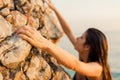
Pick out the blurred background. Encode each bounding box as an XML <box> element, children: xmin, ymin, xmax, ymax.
<box><xmin>53</xmin><ymin>0</ymin><xmax>120</xmax><ymax>80</ymax></box>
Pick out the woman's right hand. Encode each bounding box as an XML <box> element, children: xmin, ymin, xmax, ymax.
<box><xmin>15</xmin><ymin>25</ymin><xmax>50</xmax><ymax>50</ymax></box>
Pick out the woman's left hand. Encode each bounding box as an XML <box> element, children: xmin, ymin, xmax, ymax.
<box><xmin>15</xmin><ymin>25</ymin><xmax>49</xmax><ymax>49</ymax></box>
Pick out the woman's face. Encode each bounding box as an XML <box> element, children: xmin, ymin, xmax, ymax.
<box><xmin>74</xmin><ymin>32</ymin><xmax>88</xmax><ymax>53</ymax></box>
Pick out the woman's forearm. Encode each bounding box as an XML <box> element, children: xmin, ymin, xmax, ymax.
<box><xmin>53</xmin><ymin>8</ymin><xmax>72</xmax><ymax>34</ymax></box>
<box><xmin>45</xmin><ymin>41</ymin><xmax>78</xmax><ymax>70</ymax></box>
<box><xmin>53</xmin><ymin>8</ymin><xmax>77</xmax><ymax>45</ymax></box>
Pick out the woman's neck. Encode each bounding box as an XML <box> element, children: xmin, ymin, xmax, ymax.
<box><xmin>79</xmin><ymin>52</ymin><xmax>89</xmax><ymax>62</ymax></box>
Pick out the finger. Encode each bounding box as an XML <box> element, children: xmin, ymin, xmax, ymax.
<box><xmin>17</xmin><ymin>29</ymin><xmax>34</xmax><ymax>39</ymax></box>
<box><xmin>45</xmin><ymin>0</ymin><xmax>51</xmax><ymax>4</ymax></box>
<box><xmin>23</xmin><ymin>26</ymin><xmax>35</xmax><ymax>34</ymax></box>
<box><xmin>16</xmin><ymin>26</ymin><xmax>35</xmax><ymax>35</ymax></box>
<box><xmin>19</xmin><ymin>34</ymin><xmax>34</xmax><ymax>45</ymax></box>
<box><xmin>15</xmin><ymin>26</ymin><xmax>24</xmax><ymax>33</ymax></box>
<box><xmin>26</xmin><ymin>26</ymin><xmax>38</xmax><ymax>35</ymax></box>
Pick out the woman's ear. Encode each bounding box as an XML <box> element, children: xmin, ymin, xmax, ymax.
<box><xmin>84</xmin><ymin>44</ymin><xmax>90</xmax><ymax>51</ymax></box>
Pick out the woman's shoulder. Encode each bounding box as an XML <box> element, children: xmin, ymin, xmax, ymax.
<box><xmin>87</xmin><ymin>62</ymin><xmax>102</xmax><ymax>72</ymax></box>
<box><xmin>80</xmin><ymin>61</ymin><xmax>102</xmax><ymax>77</ymax></box>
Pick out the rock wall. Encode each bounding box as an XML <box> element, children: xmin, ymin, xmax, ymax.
<box><xmin>0</xmin><ymin>0</ymin><xmax>71</xmax><ymax>80</ymax></box>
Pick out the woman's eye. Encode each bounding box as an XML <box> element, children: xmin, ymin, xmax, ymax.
<box><xmin>80</xmin><ymin>36</ymin><xmax>83</xmax><ymax>39</ymax></box>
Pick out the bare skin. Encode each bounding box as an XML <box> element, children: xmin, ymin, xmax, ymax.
<box><xmin>16</xmin><ymin>1</ymin><xmax>102</xmax><ymax>80</ymax></box>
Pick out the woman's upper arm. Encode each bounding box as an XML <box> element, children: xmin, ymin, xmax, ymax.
<box><xmin>74</xmin><ymin>61</ymin><xmax>102</xmax><ymax>77</ymax></box>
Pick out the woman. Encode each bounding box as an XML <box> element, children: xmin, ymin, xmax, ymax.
<box><xmin>16</xmin><ymin>0</ymin><xmax>112</xmax><ymax>80</ymax></box>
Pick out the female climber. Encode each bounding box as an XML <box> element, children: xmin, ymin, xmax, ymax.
<box><xmin>16</xmin><ymin>0</ymin><xmax>112</xmax><ymax>80</ymax></box>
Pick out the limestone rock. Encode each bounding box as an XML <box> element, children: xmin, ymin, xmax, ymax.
<box><xmin>6</xmin><ymin>11</ymin><xmax>27</xmax><ymax>29</ymax></box>
<box><xmin>0</xmin><ymin>15</ymin><xmax>13</xmax><ymax>42</ymax></box>
<box><xmin>0</xmin><ymin>8</ymin><xmax>10</xmax><ymax>17</ymax></box>
<box><xmin>0</xmin><ymin>0</ymin><xmax>71</xmax><ymax>80</ymax></box>
<box><xmin>44</xmin><ymin>9</ymin><xmax>64</xmax><ymax>43</ymax></box>
<box><xmin>0</xmin><ymin>34</ymin><xmax>31</xmax><ymax>69</ymax></box>
<box><xmin>0</xmin><ymin>0</ymin><xmax>14</xmax><ymax>9</ymax></box>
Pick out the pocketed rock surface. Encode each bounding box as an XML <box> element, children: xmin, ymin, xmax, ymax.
<box><xmin>0</xmin><ymin>0</ymin><xmax>70</xmax><ymax>80</ymax></box>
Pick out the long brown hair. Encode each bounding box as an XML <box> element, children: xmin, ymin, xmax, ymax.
<box><xmin>85</xmin><ymin>28</ymin><xmax>112</xmax><ymax>80</ymax></box>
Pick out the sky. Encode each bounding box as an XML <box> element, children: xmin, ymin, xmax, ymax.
<box><xmin>53</xmin><ymin>0</ymin><xmax>120</xmax><ymax>33</ymax></box>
